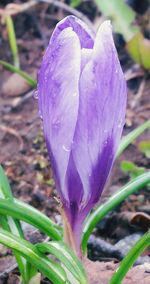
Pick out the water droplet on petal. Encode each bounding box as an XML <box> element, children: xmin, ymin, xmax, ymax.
<box><xmin>72</xmin><ymin>92</ymin><xmax>77</xmax><ymax>97</ymax></box>
<box><xmin>38</xmin><ymin>110</ymin><xmax>43</xmax><ymax>120</ymax></box>
<box><xmin>118</xmin><ymin>118</ymin><xmax>123</xmax><ymax>129</ymax></box>
<box><xmin>62</xmin><ymin>144</ymin><xmax>71</xmax><ymax>152</ymax></box>
<box><xmin>52</xmin><ymin>120</ymin><xmax>60</xmax><ymax>130</ymax></box>
<box><xmin>44</xmin><ymin>75</ymin><xmax>48</xmax><ymax>83</ymax></box>
<box><xmin>33</xmin><ymin>89</ymin><xmax>38</xmax><ymax>100</ymax></box>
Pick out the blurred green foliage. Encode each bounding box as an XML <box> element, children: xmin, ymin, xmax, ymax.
<box><xmin>95</xmin><ymin>0</ymin><xmax>150</xmax><ymax>69</ymax></box>
<box><xmin>70</xmin><ymin>0</ymin><xmax>81</xmax><ymax>8</ymax></box>
<box><xmin>138</xmin><ymin>140</ymin><xmax>150</xmax><ymax>158</ymax></box>
<box><xmin>120</xmin><ymin>160</ymin><xmax>145</xmax><ymax>179</ymax></box>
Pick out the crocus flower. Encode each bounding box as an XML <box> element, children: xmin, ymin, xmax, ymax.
<box><xmin>38</xmin><ymin>16</ymin><xmax>127</xmax><ymax>253</ymax></box>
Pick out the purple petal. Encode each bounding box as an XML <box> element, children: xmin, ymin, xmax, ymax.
<box><xmin>50</xmin><ymin>15</ymin><xmax>95</xmax><ymax>49</ymax></box>
<box><xmin>72</xmin><ymin>21</ymin><xmax>127</xmax><ymax>214</ymax></box>
<box><xmin>38</xmin><ymin>27</ymin><xmax>81</xmax><ymax>201</ymax></box>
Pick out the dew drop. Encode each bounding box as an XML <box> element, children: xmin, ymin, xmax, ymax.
<box><xmin>52</xmin><ymin>120</ymin><xmax>60</xmax><ymax>130</ymax></box>
<box><xmin>72</xmin><ymin>92</ymin><xmax>77</xmax><ymax>97</ymax></box>
<box><xmin>44</xmin><ymin>75</ymin><xmax>48</xmax><ymax>83</ymax></box>
<box><xmin>38</xmin><ymin>110</ymin><xmax>43</xmax><ymax>120</ymax></box>
<box><xmin>33</xmin><ymin>89</ymin><xmax>38</xmax><ymax>100</ymax></box>
<box><xmin>118</xmin><ymin>118</ymin><xmax>123</xmax><ymax>129</ymax></box>
<box><xmin>103</xmin><ymin>140</ymin><xmax>108</xmax><ymax>147</ymax></box>
<box><xmin>62</xmin><ymin>144</ymin><xmax>71</xmax><ymax>152</ymax></box>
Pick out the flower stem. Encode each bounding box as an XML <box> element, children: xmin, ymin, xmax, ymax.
<box><xmin>60</xmin><ymin>207</ymin><xmax>77</xmax><ymax>254</ymax></box>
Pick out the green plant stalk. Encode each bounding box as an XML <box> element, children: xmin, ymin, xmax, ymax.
<box><xmin>109</xmin><ymin>230</ymin><xmax>150</xmax><ymax>284</ymax></box>
<box><xmin>81</xmin><ymin>172</ymin><xmax>150</xmax><ymax>254</ymax></box>
<box><xmin>0</xmin><ymin>229</ymin><xmax>70</xmax><ymax>284</ymax></box>
<box><xmin>0</xmin><ymin>198</ymin><xmax>62</xmax><ymax>240</ymax></box>
<box><xmin>117</xmin><ymin>119</ymin><xmax>150</xmax><ymax>157</ymax></box>
<box><xmin>0</xmin><ymin>60</ymin><xmax>37</xmax><ymax>88</ymax></box>
<box><xmin>6</xmin><ymin>15</ymin><xmax>20</xmax><ymax>68</ymax></box>
<box><xmin>36</xmin><ymin>241</ymin><xmax>87</xmax><ymax>284</ymax></box>
<box><xmin>0</xmin><ymin>165</ymin><xmax>32</xmax><ymax>283</ymax></box>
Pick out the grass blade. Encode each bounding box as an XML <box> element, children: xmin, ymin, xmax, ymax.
<box><xmin>0</xmin><ymin>198</ymin><xmax>62</xmax><ymax>240</ymax></box>
<box><xmin>109</xmin><ymin>230</ymin><xmax>150</xmax><ymax>284</ymax></box>
<box><xmin>117</xmin><ymin>119</ymin><xmax>150</xmax><ymax>157</ymax></box>
<box><xmin>36</xmin><ymin>241</ymin><xmax>87</xmax><ymax>284</ymax></box>
<box><xmin>0</xmin><ymin>229</ymin><xmax>69</xmax><ymax>284</ymax></box>
<box><xmin>0</xmin><ymin>165</ymin><xmax>30</xmax><ymax>282</ymax></box>
<box><xmin>6</xmin><ymin>15</ymin><xmax>20</xmax><ymax>68</ymax></box>
<box><xmin>81</xmin><ymin>172</ymin><xmax>150</xmax><ymax>254</ymax></box>
<box><xmin>0</xmin><ymin>60</ymin><xmax>37</xmax><ymax>88</ymax></box>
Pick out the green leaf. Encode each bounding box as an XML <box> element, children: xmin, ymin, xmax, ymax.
<box><xmin>81</xmin><ymin>172</ymin><xmax>150</xmax><ymax>254</ymax></box>
<box><xmin>36</xmin><ymin>241</ymin><xmax>87</xmax><ymax>284</ymax></box>
<box><xmin>0</xmin><ymin>60</ymin><xmax>37</xmax><ymax>88</ymax></box>
<box><xmin>109</xmin><ymin>230</ymin><xmax>150</xmax><ymax>284</ymax></box>
<box><xmin>5</xmin><ymin>15</ymin><xmax>20</xmax><ymax>68</ymax></box>
<box><xmin>117</xmin><ymin>119</ymin><xmax>150</xmax><ymax>157</ymax></box>
<box><xmin>0</xmin><ymin>165</ymin><xmax>13</xmax><ymax>199</ymax></box>
<box><xmin>0</xmin><ymin>229</ymin><xmax>69</xmax><ymax>284</ymax></box>
<box><xmin>70</xmin><ymin>0</ymin><xmax>81</xmax><ymax>8</ymax></box>
<box><xmin>0</xmin><ymin>165</ymin><xmax>31</xmax><ymax>283</ymax></box>
<box><xmin>120</xmin><ymin>160</ymin><xmax>145</xmax><ymax>179</ymax></box>
<box><xmin>127</xmin><ymin>32</ymin><xmax>150</xmax><ymax>70</ymax></box>
<box><xmin>95</xmin><ymin>0</ymin><xmax>150</xmax><ymax>69</ymax></box>
<box><xmin>0</xmin><ymin>198</ymin><xmax>62</xmax><ymax>240</ymax></box>
<box><xmin>95</xmin><ymin>0</ymin><xmax>139</xmax><ymax>41</ymax></box>
<box><xmin>138</xmin><ymin>140</ymin><xmax>150</xmax><ymax>158</ymax></box>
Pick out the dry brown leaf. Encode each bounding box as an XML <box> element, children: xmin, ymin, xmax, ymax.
<box><xmin>83</xmin><ymin>258</ymin><xmax>150</xmax><ymax>284</ymax></box>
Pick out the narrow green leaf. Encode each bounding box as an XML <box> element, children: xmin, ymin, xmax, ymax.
<box><xmin>0</xmin><ymin>165</ymin><xmax>13</xmax><ymax>199</ymax></box>
<box><xmin>109</xmin><ymin>230</ymin><xmax>150</xmax><ymax>284</ymax></box>
<box><xmin>117</xmin><ymin>119</ymin><xmax>150</xmax><ymax>157</ymax></box>
<box><xmin>0</xmin><ymin>198</ymin><xmax>62</xmax><ymax>240</ymax></box>
<box><xmin>36</xmin><ymin>241</ymin><xmax>87</xmax><ymax>284</ymax></box>
<box><xmin>0</xmin><ymin>229</ymin><xmax>69</xmax><ymax>284</ymax></box>
<box><xmin>0</xmin><ymin>165</ymin><xmax>30</xmax><ymax>283</ymax></box>
<box><xmin>6</xmin><ymin>15</ymin><xmax>20</xmax><ymax>68</ymax></box>
<box><xmin>81</xmin><ymin>172</ymin><xmax>150</xmax><ymax>254</ymax></box>
<box><xmin>0</xmin><ymin>60</ymin><xmax>37</xmax><ymax>88</ymax></box>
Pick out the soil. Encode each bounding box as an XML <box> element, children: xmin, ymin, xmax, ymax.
<box><xmin>0</xmin><ymin>0</ymin><xmax>150</xmax><ymax>283</ymax></box>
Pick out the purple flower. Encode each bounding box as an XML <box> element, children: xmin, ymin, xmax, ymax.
<box><xmin>38</xmin><ymin>16</ymin><xmax>127</xmax><ymax>252</ymax></box>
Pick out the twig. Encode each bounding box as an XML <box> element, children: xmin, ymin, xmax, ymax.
<box><xmin>10</xmin><ymin>90</ymin><xmax>34</xmax><ymax>110</ymax></box>
<box><xmin>0</xmin><ymin>125</ymin><xmax>24</xmax><ymax>151</ymax></box>
<box><xmin>0</xmin><ymin>262</ymin><xmax>17</xmax><ymax>278</ymax></box>
<box><xmin>131</xmin><ymin>79</ymin><xmax>146</xmax><ymax>109</ymax></box>
<box><xmin>39</xmin><ymin>0</ymin><xmax>94</xmax><ymax>30</ymax></box>
<box><xmin>0</xmin><ymin>0</ymin><xmax>94</xmax><ymax>30</ymax></box>
<box><xmin>0</xmin><ymin>1</ymin><xmax>37</xmax><ymax>22</ymax></box>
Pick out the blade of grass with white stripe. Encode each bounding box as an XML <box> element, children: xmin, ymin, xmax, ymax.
<box><xmin>117</xmin><ymin>119</ymin><xmax>150</xmax><ymax>157</ymax></box>
<box><xmin>81</xmin><ymin>172</ymin><xmax>150</xmax><ymax>254</ymax></box>
<box><xmin>0</xmin><ymin>229</ymin><xmax>70</xmax><ymax>284</ymax></box>
<box><xmin>109</xmin><ymin>230</ymin><xmax>150</xmax><ymax>284</ymax></box>
<box><xmin>0</xmin><ymin>198</ymin><xmax>62</xmax><ymax>240</ymax></box>
<box><xmin>36</xmin><ymin>241</ymin><xmax>87</xmax><ymax>284</ymax></box>
<box><xmin>0</xmin><ymin>165</ymin><xmax>32</xmax><ymax>283</ymax></box>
